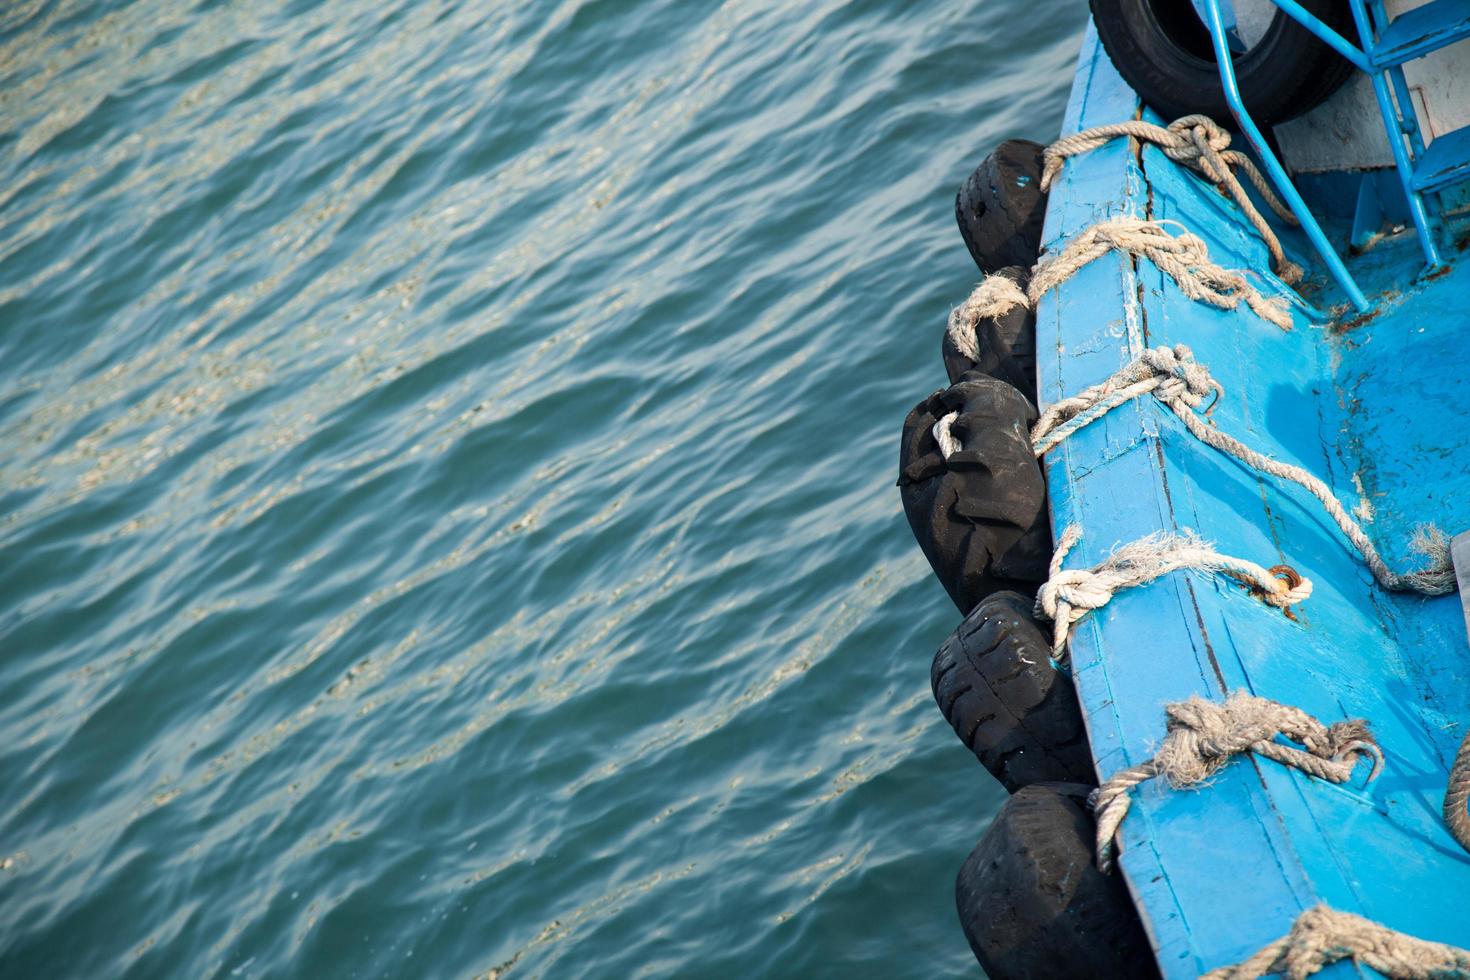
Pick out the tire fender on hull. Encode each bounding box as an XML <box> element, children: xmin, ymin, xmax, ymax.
<box><xmin>955</xmin><ymin>782</ymin><xmax>1160</xmax><ymax>980</ymax></box>
<box><xmin>897</xmin><ymin>375</ymin><xmax>1051</xmax><ymax>614</ymax></box>
<box><xmin>931</xmin><ymin>591</ymin><xmax>1093</xmax><ymax>791</ymax></box>
<box><xmin>955</xmin><ymin>140</ymin><xmax>1048</xmax><ymax>275</ymax></box>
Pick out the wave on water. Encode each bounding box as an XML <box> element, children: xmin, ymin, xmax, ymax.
<box><xmin>0</xmin><ymin>0</ymin><xmax>1085</xmax><ymax>975</ymax></box>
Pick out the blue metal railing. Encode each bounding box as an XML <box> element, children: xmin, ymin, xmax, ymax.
<box><xmin>1196</xmin><ymin>0</ymin><xmax>1467</xmax><ymax>312</ymax></box>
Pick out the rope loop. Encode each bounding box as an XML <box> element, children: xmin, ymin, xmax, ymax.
<box><xmin>1041</xmin><ymin>115</ymin><xmax>1303</xmax><ymax>284</ymax></box>
<box><xmin>1138</xmin><ymin>343</ymin><xmax>1220</xmax><ymax>411</ymax></box>
<box><xmin>1029</xmin><ymin>346</ymin><xmax>1455</xmax><ymax>597</ymax></box>
<box><xmin>1034</xmin><ymin>526</ymin><xmax>1310</xmax><ymax>660</ymax></box>
<box><xmin>1029</xmin><ymin>219</ymin><xmax>1293</xmax><ymax>330</ymax></box>
<box><xmin>946</xmin><ymin>274</ymin><xmax>1029</xmax><ymax>363</ymax></box>
<box><xmin>1090</xmin><ymin>693</ymin><xmax>1381</xmax><ymax>872</ymax></box>
<box><xmin>931</xmin><ymin>410</ymin><xmax>961</xmax><ymax>459</ymax></box>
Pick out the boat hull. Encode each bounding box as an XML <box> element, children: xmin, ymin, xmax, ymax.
<box><xmin>1042</xmin><ymin>23</ymin><xmax>1470</xmax><ymax>977</ymax></box>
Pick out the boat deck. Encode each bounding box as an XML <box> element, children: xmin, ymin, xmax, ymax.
<box><xmin>1040</xmin><ymin>25</ymin><xmax>1470</xmax><ymax>979</ymax></box>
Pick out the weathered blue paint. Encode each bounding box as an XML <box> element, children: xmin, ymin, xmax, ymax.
<box><xmin>1043</xmin><ymin>23</ymin><xmax>1470</xmax><ymax>978</ymax></box>
<box><xmin>1415</xmin><ymin>122</ymin><xmax>1470</xmax><ymax>194</ymax></box>
<box><xmin>1368</xmin><ymin>0</ymin><xmax>1470</xmax><ymax>67</ymax></box>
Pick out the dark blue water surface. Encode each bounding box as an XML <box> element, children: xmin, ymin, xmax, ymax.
<box><xmin>0</xmin><ymin>1</ymin><xmax>1086</xmax><ymax>975</ymax></box>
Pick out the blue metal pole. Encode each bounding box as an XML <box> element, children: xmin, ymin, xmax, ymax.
<box><xmin>1201</xmin><ymin>0</ymin><xmax>1373</xmax><ymax>311</ymax></box>
<box><xmin>1264</xmin><ymin>0</ymin><xmax>1372</xmax><ymax>70</ymax></box>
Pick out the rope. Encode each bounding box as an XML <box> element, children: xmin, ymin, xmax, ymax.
<box><xmin>947</xmin><ymin>274</ymin><xmax>1029</xmax><ymax>363</ymax></box>
<box><xmin>1448</xmin><ymin>730</ymin><xmax>1470</xmax><ymax>856</ymax></box>
<box><xmin>1029</xmin><ymin>344</ymin><xmax>1456</xmax><ymax>597</ymax></box>
<box><xmin>1028</xmin><ymin>218</ymin><xmax>1293</xmax><ymax>330</ymax></box>
<box><xmin>1090</xmin><ymin>693</ymin><xmax>1382</xmax><ymax>873</ymax></box>
<box><xmin>932</xmin><ymin>410</ymin><xmax>961</xmax><ymax>459</ymax></box>
<box><xmin>1042</xmin><ymin>115</ymin><xmax>1303</xmax><ymax>284</ymax></box>
<box><xmin>1202</xmin><ymin>905</ymin><xmax>1470</xmax><ymax>979</ymax></box>
<box><xmin>1035</xmin><ymin>526</ymin><xmax>1311</xmax><ymax>660</ymax></box>
<box><xmin>1031</xmin><ymin>342</ymin><xmax>1220</xmax><ymax>456</ymax></box>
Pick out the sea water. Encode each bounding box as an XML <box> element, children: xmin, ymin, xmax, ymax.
<box><xmin>0</xmin><ymin>0</ymin><xmax>1086</xmax><ymax>974</ymax></box>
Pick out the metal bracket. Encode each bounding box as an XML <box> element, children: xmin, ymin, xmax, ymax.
<box><xmin>1451</xmin><ymin>532</ymin><xmax>1470</xmax><ymax>643</ymax></box>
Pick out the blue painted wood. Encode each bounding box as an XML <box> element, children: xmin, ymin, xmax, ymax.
<box><xmin>1044</xmin><ymin>24</ymin><xmax>1470</xmax><ymax>979</ymax></box>
<box><xmin>1413</xmin><ymin>122</ymin><xmax>1470</xmax><ymax>193</ymax></box>
<box><xmin>1367</xmin><ymin>0</ymin><xmax>1470</xmax><ymax>68</ymax></box>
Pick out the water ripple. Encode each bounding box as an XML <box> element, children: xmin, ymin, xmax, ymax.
<box><xmin>0</xmin><ymin>0</ymin><xmax>1084</xmax><ymax>974</ymax></box>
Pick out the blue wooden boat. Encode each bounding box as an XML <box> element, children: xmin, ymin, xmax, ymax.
<box><xmin>1037</xmin><ymin>3</ymin><xmax>1470</xmax><ymax>976</ymax></box>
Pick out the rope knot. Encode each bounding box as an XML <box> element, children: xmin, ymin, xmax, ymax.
<box><xmin>1166</xmin><ymin>114</ymin><xmax>1230</xmax><ymax>149</ymax></box>
<box><xmin>1163</xmin><ymin>115</ymin><xmax>1233</xmax><ymax>178</ymax></box>
<box><xmin>1139</xmin><ymin>343</ymin><xmax>1221</xmax><ymax>411</ymax></box>
<box><xmin>1035</xmin><ymin>567</ymin><xmax>1114</xmax><ymax>634</ymax></box>
<box><xmin>1154</xmin><ymin>695</ymin><xmax>1376</xmax><ymax>789</ymax></box>
<box><xmin>1091</xmin><ymin>693</ymin><xmax>1382</xmax><ymax>872</ymax></box>
<box><xmin>1040</xmin><ymin>115</ymin><xmax>1303</xmax><ymax>284</ymax></box>
<box><xmin>1035</xmin><ymin>527</ymin><xmax>1313</xmax><ymax>660</ymax></box>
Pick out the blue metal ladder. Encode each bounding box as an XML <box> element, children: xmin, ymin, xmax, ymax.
<box><xmin>1197</xmin><ymin>0</ymin><xmax>1470</xmax><ymax>312</ymax></box>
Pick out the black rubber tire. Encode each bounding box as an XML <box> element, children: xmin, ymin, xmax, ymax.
<box><xmin>1089</xmin><ymin>0</ymin><xmax>1354</xmax><ymax>126</ymax></box>
<box><xmin>942</xmin><ymin>265</ymin><xmax>1037</xmax><ymax>402</ymax></box>
<box><xmin>956</xmin><ymin>783</ymin><xmax>1160</xmax><ymax>980</ymax></box>
<box><xmin>931</xmin><ymin>591</ymin><xmax>1093</xmax><ymax>792</ymax></box>
<box><xmin>955</xmin><ymin>140</ymin><xmax>1048</xmax><ymax>275</ymax></box>
<box><xmin>897</xmin><ymin>374</ymin><xmax>1051</xmax><ymax>614</ymax></box>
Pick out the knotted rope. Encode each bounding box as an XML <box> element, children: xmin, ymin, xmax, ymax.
<box><xmin>1029</xmin><ymin>344</ymin><xmax>1456</xmax><ymax>597</ymax></box>
<box><xmin>1042</xmin><ymin>115</ymin><xmax>1303</xmax><ymax>284</ymax></box>
<box><xmin>1202</xmin><ymin>905</ymin><xmax>1470</xmax><ymax>979</ymax></box>
<box><xmin>1031</xmin><ymin>342</ymin><xmax>1221</xmax><ymax>456</ymax></box>
<box><xmin>1036</xmin><ymin>526</ymin><xmax>1311</xmax><ymax>660</ymax></box>
<box><xmin>946</xmin><ymin>274</ymin><xmax>1029</xmax><ymax>363</ymax></box>
<box><xmin>1028</xmin><ymin>218</ymin><xmax>1292</xmax><ymax>330</ymax></box>
<box><xmin>1448</xmin><ymin>730</ymin><xmax>1470</xmax><ymax>856</ymax></box>
<box><xmin>1090</xmin><ymin>693</ymin><xmax>1382</xmax><ymax>873</ymax></box>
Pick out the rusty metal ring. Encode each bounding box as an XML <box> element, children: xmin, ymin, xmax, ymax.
<box><xmin>1267</xmin><ymin>564</ymin><xmax>1303</xmax><ymax>591</ymax></box>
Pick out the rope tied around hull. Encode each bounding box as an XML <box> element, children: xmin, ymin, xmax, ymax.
<box><xmin>1202</xmin><ymin>905</ymin><xmax>1470</xmax><ymax>979</ymax></box>
<box><xmin>1028</xmin><ymin>344</ymin><xmax>1456</xmax><ymax>597</ymax></box>
<box><xmin>1041</xmin><ymin>114</ymin><xmax>1303</xmax><ymax>285</ymax></box>
<box><xmin>941</xmin><ymin>215</ymin><xmax>1292</xmax><ymax>367</ymax></box>
<box><xmin>1035</xmin><ymin>526</ymin><xmax>1311</xmax><ymax>660</ymax></box>
<box><xmin>1028</xmin><ymin>218</ymin><xmax>1293</xmax><ymax>330</ymax></box>
<box><xmin>945</xmin><ymin>274</ymin><xmax>1029</xmax><ymax>363</ymax></box>
<box><xmin>1031</xmin><ymin>343</ymin><xmax>1220</xmax><ymax>456</ymax></box>
<box><xmin>1090</xmin><ymin>693</ymin><xmax>1382</xmax><ymax>873</ymax></box>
